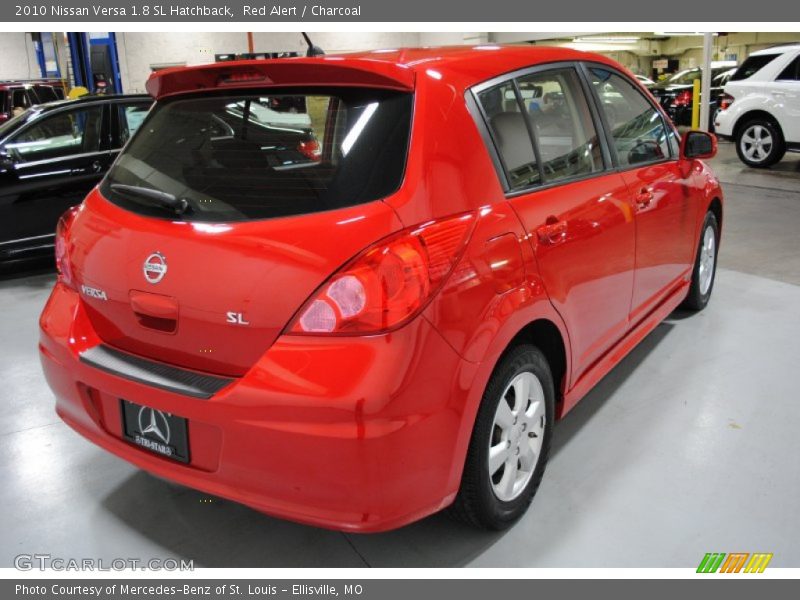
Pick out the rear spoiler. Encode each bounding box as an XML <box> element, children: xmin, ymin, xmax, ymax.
<box><xmin>145</xmin><ymin>58</ymin><xmax>416</xmax><ymax>99</ymax></box>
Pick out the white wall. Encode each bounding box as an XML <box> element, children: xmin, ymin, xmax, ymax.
<box><xmin>116</xmin><ymin>32</ymin><xmax>422</xmax><ymax>93</ymax></box>
<box><xmin>0</xmin><ymin>33</ymin><xmax>42</xmax><ymax>80</ymax></box>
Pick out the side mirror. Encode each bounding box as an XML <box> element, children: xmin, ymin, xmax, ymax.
<box><xmin>681</xmin><ymin>130</ymin><xmax>717</xmax><ymax>160</ymax></box>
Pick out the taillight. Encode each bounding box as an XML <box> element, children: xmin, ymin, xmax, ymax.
<box><xmin>297</xmin><ymin>138</ymin><xmax>321</xmax><ymax>161</ymax></box>
<box><xmin>673</xmin><ymin>90</ymin><xmax>693</xmax><ymax>107</ymax></box>
<box><xmin>55</xmin><ymin>206</ymin><xmax>80</xmax><ymax>287</ymax></box>
<box><xmin>287</xmin><ymin>213</ymin><xmax>476</xmax><ymax>335</ymax></box>
<box><xmin>719</xmin><ymin>93</ymin><xmax>735</xmax><ymax>111</ymax></box>
<box><xmin>0</xmin><ymin>113</ymin><xmax>9</xmax><ymax>123</ymax></box>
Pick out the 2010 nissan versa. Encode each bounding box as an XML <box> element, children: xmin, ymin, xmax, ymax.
<box><xmin>39</xmin><ymin>46</ymin><xmax>723</xmax><ymax>532</ymax></box>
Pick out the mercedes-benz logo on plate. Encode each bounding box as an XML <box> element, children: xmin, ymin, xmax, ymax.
<box><xmin>137</xmin><ymin>406</ymin><xmax>171</xmax><ymax>445</ymax></box>
<box><xmin>143</xmin><ymin>252</ymin><xmax>167</xmax><ymax>284</ymax></box>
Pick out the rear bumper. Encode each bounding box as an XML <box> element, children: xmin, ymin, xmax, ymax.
<box><xmin>39</xmin><ymin>283</ymin><xmax>479</xmax><ymax>532</ymax></box>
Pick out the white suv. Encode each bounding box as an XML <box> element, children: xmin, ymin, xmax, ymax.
<box><xmin>715</xmin><ymin>44</ymin><xmax>800</xmax><ymax>168</ymax></box>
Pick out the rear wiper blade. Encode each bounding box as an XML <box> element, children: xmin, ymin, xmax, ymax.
<box><xmin>110</xmin><ymin>184</ymin><xmax>190</xmax><ymax>215</ymax></box>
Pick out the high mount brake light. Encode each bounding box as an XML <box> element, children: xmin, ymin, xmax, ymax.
<box><xmin>217</xmin><ymin>71</ymin><xmax>270</xmax><ymax>86</ymax></box>
<box><xmin>55</xmin><ymin>206</ymin><xmax>80</xmax><ymax>288</ymax></box>
<box><xmin>287</xmin><ymin>213</ymin><xmax>476</xmax><ymax>335</ymax></box>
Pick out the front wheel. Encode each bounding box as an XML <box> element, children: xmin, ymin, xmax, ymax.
<box><xmin>682</xmin><ymin>211</ymin><xmax>720</xmax><ymax>311</ymax></box>
<box><xmin>449</xmin><ymin>345</ymin><xmax>554</xmax><ymax>530</ymax></box>
<box><xmin>735</xmin><ymin>119</ymin><xmax>786</xmax><ymax>168</ymax></box>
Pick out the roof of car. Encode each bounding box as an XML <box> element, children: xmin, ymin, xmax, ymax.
<box><xmin>31</xmin><ymin>93</ymin><xmax>152</xmax><ymax>111</ymax></box>
<box><xmin>146</xmin><ymin>45</ymin><xmax>624</xmax><ymax>99</ymax></box>
<box><xmin>750</xmin><ymin>44</ymin><xmax>800</xmax><ymax>56</ymax></box>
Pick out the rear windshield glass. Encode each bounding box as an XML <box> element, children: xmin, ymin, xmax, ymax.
<box><xmin>101</xmin><ymin>89</ymin><xmax>413</xmax><ymax>222</ymax></box>
<box><xmin>730</xmin><ymin>54</ymin><xmax>780</xmax><ymax>81</ymax></box>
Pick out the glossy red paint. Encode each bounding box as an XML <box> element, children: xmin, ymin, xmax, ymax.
<box><xmin>39</xmin><ymin>46</ymin><xmax>723</xmax><ymax>531</ymax></box>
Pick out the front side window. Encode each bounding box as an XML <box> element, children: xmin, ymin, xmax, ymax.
<box><xmin>33</xmin><ymin>85</ymin><xmax>58</xmax><ymax>103</ymax></box>
<box><xmin>3</xmin><ymin>106</ymin><xmax>103</xmax><ymax>162</ymax></box>
<box><xmin>101</xmin><ymin>89</ymin><xmax>412</xmax><ymax>222</ymax></box>
<box><xmin>588</xmin><ymin>68</ymin><xmax>670</xmax><ymax>167</ymax></box>
<box><xmin>517</xmin><ymin>68</ymin><xmax>603</xmax><ymax>183</ymax></box>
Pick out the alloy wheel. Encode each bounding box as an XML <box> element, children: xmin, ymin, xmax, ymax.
<box><xmin>698</xmin><ymin>224</ymin><xmax>716</xmax><ymax>296</ymax></box>
<box><xmin>489</xmin><ymin>371</ymin><xmax>546</xmax><ymax>502</ymax></box>
<box><xmin>740</xmin><ymin>124</ymin><xmax>773</xmax><ymax>163</ymax></box>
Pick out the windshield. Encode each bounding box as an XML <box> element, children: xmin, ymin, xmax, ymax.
<box><xmin>101</xmin><ymin>89</ymin><xmax>413</xmax><ymax>222</ymax></box>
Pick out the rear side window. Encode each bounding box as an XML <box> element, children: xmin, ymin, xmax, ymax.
<box><xmin>778</xmin><ymin>55</ymin><xmax>800</xmax><ymax>81</ymax></box>
<box><xmin>11</xmin><ymin>89</ymin><xmax>30</xmax><ymax>111</ymax></box>
<box><xmin>588</xmin><ymin>68</ymin><xmax>670</xmax><ymax>167</ymax></box>
<box><xmin>731</xmin><ymin>54</ymin><xmax>780</xmax><ymax>81</ymax></box>
<box><xmin>517</xmin><ymin>68</ymin><xmax>603</xmax><ymax>184</ymax></box>
<box><xmin>116</xmin><ymin>102</ymin><xmax>151</xmax><ymax>147</ymax></box>
<box><xmin>102</xmin><ymin>89</ymin><xmax>412</xmax><ymax>222</ymax></box>
<box><xmin>477</xmin><ymin>81</ymin><xmax>540</xmax><ymax>189</ymax></box>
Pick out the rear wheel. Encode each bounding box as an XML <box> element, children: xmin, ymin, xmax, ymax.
<box><xmin>682</xmin><ymin>211</ymin><xmax>719</xmax><ymax>311</ymax></box>
<box><xmin>735</xmin><ymin>119</ymin><xmax>785</xmax><ymax>168</ymax></box>
<box><xmin>449</xmin><ymin>345</ymin><xmax>554</xmax><ymax>530</ymax></box>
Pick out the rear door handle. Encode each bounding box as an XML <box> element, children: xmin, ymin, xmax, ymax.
<box><xmin>536</xmin><ymin>216</ymin><xmax>567</xmax><ymax>245</ymax></box>
<box><xmin>635</xmin><ymin>188</ymin><xmax>653</xmax><ymax>209</ymax></box>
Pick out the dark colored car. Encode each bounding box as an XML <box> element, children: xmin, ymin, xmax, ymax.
<box><xmin>650</xmin><ymin>67</ymin><xmax>736</xmax><ymax>129</ymax></box>
<box><xmin>0</xmin><ymin>94</ymin><xmax>151</xmax><ymax>266</ymax></box>
<box><xmin>0</xmin><ymin>80</ymin><xmax>67</xmax><ymax>124</ymax></box>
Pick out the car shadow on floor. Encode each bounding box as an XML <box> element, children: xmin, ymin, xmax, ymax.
<box><xmin>99</xmin><ymin>321</ymin><xmax>675</xmax><ymax>568</ymax></box>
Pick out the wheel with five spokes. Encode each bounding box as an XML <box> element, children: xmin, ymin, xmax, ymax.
<box><xmin>682</xmin><ymin>210</ymin><xmax>720</xmax><ymax>311</ymax></box>
<box><xmin>450</xmin><ymin>344</ymin><xmax>554</xmax><ymax>530</ymax></box>
<box><xmin>735</xmin><ymin>118</ymin><xmax>785</xmax><ymax>168</ymax></box>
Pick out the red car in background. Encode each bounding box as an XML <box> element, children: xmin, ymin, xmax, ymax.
<box><xmin>39</xmin><ymin>46</ymin><xmax>722</xmax><ymax>532</ymax></box>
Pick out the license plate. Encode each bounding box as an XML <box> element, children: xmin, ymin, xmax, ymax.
<box><xmin>120</xmin><ymin>400</ymin><xmax>190</xmax><ymax>463</ymax></box>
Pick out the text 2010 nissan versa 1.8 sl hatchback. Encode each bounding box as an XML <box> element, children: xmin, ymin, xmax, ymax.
<box><xmin>40</xmin><ymin>47</ymin><xmax>723</xmax><ymax>532</ymax></box>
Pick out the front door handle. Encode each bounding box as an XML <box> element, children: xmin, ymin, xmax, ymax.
<box><xmin>536</xmin><ymin>216</ymin><xmax>567</xmax><ymax>245</ymax></box>
<box><xmin>635</xmin><ymin>188</ymin><xmax>653</xmax><ymax>209</ymax></box>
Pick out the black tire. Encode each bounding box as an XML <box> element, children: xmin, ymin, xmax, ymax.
<box><xmin>449</xmin><ymin>344</ymin><xmax>554</xmax><ymax>530</ymax></box>
<box><xmin>735</xmin><ymin>118</ymin><xmax>786</xmax><ymax>168</ymax></box>
<box><xmin>682</xmin><ymin>211</ymin><xmax>720</xmax><ymax>311</ymax></box>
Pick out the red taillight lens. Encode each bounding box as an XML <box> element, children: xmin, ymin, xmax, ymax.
<box><xmin>0</xmin><ymin>113</ymin><xmax>9</xmax><ymax>123</ymax></box>
<box><xmin>287</xmin><ymin>213</ymin><xmax>476</xmax><ymax>335</ymax></box>
<box><xmin>297</xmin><ymin>138</ymin><xmax>321</xmax><ymax>161</ymax></box>
<box><xmin>719</xmin><ymin>93</ymin><xmax>735</xmax><ymax>111</ymax></box>
<box><xmin>673</xmin><ymin>90</ymin><xmax>693</xmax><ymax>107</ymax></box>
<box><xmin>55</xmin><ymin>206</ymin><xmax>80</xmax><ymax>287</ymax></box>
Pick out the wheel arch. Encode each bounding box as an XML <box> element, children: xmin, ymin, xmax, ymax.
<box><xmin>501</xmin><ymin>318</ymin><xmax>568</xmax><ymax>415</ymax></box>
<box><xmin>708</xmin><ymin>196</ymin><xmax>723</xmax><ymax>232</ymax></box>
<box><xmin>733</xmin><ymin>109</ymin><xmax>784</xmax><ymax>140</ymax></box>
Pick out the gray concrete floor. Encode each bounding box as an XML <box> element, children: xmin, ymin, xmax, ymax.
<box><xmin>2</xmin><ymin>142</ymin><xmax>799</xmax><ymax>567</ymax></box>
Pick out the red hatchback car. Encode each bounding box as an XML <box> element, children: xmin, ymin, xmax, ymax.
<box><xmin>39</xmin><ymin>46</ymin><xmax>722</xmax><ymax>532</ymax></box>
